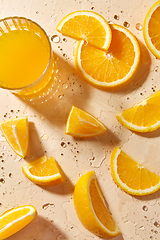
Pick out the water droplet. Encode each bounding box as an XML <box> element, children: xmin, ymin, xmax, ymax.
<box><xmin>63</xmin><ymin>53</ymin><xmax>67</xmax><ymax>58</ymax></box>
<box><xmin>139</xmin><ymin>226</ymin><xmax>145</xmax><ymax>231</ymax></box>
<box><xmin>51</xmin><ymin>35</ymin><xmax>60</xmax><ymax>43</ymax></box>
<box><xmin>61</xmin><ymin>142</ymin><xmax>66</xmax><ymax>148</ymax></box>
<box><xmin>42</xmin><ymin>203</ymin><xmax>55</xmax><ymax>210</ymax></box>
<box><xmin>40</xmin><ymin>134</ymin><xmax>48</xmax><ymax>141</ymax></box>
<box><xmin>114</xmin><ymin>15</ymin><xmax>119</xmax><ymax>20</ymax></box>
<box><xmin>142</xmin><ymin>205</ymin><xmax>148</xmax><ymax>211</ymax></box>
<box><xmin>154</xmin><ymin>66</ymin><xmax>159</xmax><ymax>72</ymax></box>
<box><xmin>3</xmin><ymin>145</ymin><xmax>6</xmax><ymax>151</ymax></box>
<box><xmin>63</xmin><ymin>38</ymin><xmax>67</xmax><ymax>42</ymax></box>
<box><xmin>58</xmin><ymin>95</ymin><xmax>63</xmax><ymax>99</ymax></box>
<box><xmin>154</xmin><ymin>221</ymin><xmax>160</xmax><ymax>227</ymax></box>
<box><xmin>0</xmin><ymin>178</ymin><xmax>5</xmax><ymax>184</ymax></box>
<box><xmin>9</xmin><ymin>173</ymin><xmax>12</xmax><ymax>178</ymax></box>
<box><xmin>135</xmin><ymin>23</ymin><xmax>143</xmax><ymax>31</ymax></box>
<box><xmin>62</xmin><ymin>83</ymin><xmax>69</xmax><ymax>89</ymax></box>
<box><xmin>123</xmin><ymin>21</ymin><xmax>130</xmax><ymax>28</ymax></box>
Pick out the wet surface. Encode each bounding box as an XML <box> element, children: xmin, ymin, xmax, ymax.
<box><xmin>0</xmin><ymin>0</ymin><xmax>160</xmax><ymax>239</ymax></box>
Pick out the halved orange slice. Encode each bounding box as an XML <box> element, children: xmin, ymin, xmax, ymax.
<box><xmin>22</xmin><ymin>156</ymin><xmax>64</xmax><ymax>186</ymax></box>
<box><xmin>111</xmin><ymin>147</ymin><xmax>160</xmax><ymax>196</ymax></box>
<box><xmin>56</xmin><ymin>10</ymin><xmax>112</xmax><ymax>50</ymax></box>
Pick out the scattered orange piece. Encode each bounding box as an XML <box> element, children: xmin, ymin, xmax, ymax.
<box><xmin>111</xmin><ymin>147</ymin><xmax>160</xmax><ymax>196</ymax></box>
<box><xmin>65</xmin><ymin>105</ymin><xmax>107</xmax><ymax>137</ymax></box>
<box><xmin>0</xmin><ymin>117</ymin><xmax>29</xmax><ymax>157</ymax></box>
<box><xmin>116</xmin><ymin>90</ymin><xmax>160</xmax><ymax>132</ymax></box>
<box><xmin>22</xmin><ymin>156</ymin><xmax>64</xmax><ymax>185</ymax></box>
<box><xmin>0</xmin><ymin>205</ymin><xmax>37</xmax><ymax>239</ymax></box>
<box><xmin>73</xmin><ymin>170</ymin><xmax>121</xmax><ymax>238</ymax></box>
<box><xmin>56</xmin><ymin>10</ymin><xmax>112</xmax><ymax>50</ymax></box>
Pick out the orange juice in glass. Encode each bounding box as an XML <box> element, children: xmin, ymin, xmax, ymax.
<box><xmin>0</xmin><ymin>17</ymin><xmax>54</xmax><ymax>96</ymax></box>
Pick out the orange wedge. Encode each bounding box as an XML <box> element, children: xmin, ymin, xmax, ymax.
<box><xmin>75</xmin><ymin>24</ymin><xmax>140</xmax><ymax>89</ymax></box>
<box><xmin>143</xmin><ymin>0</ymin><xmax>160</xmax><ymax>58</ymax></box>
<box><xmin>73</xmin><ymin>170</ymin><xmax>121</xmax><ymax>238</ymax></box>
<box><xmin>0</xmin><ymin>117</ymin><xmax>29</xmax><ymax>158</ymax></box>
<box><xmin>22</xmin><ymin>156</ymin><xmax>64</xmax><ymax>186</ymax></box>
<box><xmin>116</xmin><ymin>90</ymin><xmax>160</xmax><ymax>132</ymax></box>
<box><xmin>56</xmin><ymin>10</ymin><xmax>112</xmax><ymax>50</ymax></box>
<box><xmin>65</xmin><ymin>105</ymin><xmax>107</xmax><ymax>137</ymax></box>
<box><xmin>111</xmin><ymin>147</ymin><xmax>160</xmax><ymax>196</ymax></box>
<box><xmin>0</xmin><ymin>205</ymin><xmax>37</xmax><ymax>239</ymax></box>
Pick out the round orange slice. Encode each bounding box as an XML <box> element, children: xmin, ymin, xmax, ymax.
<box><xmin>111</xmin><ymin>147</ymin><xmax>160</xmax><ymax>196</ymax></box>
<box><xmin>0</xmin><ymin>205</ymin><xmax>37</xmax><ymax>239</ymax></box>
<box><xmin>22</xmin><ymin>156</ymin><xmax>64</xmax><ymax>185</ymax></box>
<box><xmin>73</xmin><ymin>170</ymin><xmax>121</xmax><ymax>238</ymax></box>
<box><xmin>56</xmin><ymin>10</ymin><xmax>112</xmax><ymax>50</ymax></box>
<box><xmin>75</xmin><ymin>24</ymin><xmax>140</xmax><ymax>89</ymax></box>
<box><xmin>143</xmin><ymin>0</ymin><xmax>160</xmax><ymax>58</ymax></box>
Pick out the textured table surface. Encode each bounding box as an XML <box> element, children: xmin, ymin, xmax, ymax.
<box><xmin>0</xmin><ymin>0</ymin><xmax>160</xmax><ymax>239</ymax></box>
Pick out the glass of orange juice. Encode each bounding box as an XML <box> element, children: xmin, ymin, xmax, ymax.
<box><xmin>0</xmin><ymin>17</ymin><xmax>54</xmax><ymax>96</ymax></box>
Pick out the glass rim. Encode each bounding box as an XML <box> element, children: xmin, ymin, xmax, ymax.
<box><xmin>0</xmin><ymin>16</ymin><xmax>53</xmax><ymax>92</ymax></box>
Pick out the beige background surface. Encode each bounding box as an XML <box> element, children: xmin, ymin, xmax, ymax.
<box><xmin>0</xmin><ymin>0</ymin><xmax>160</xmax><ymax>239</ymax></box>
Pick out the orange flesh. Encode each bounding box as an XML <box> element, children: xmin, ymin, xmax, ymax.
<box><xmin>89</xmin><ymin>178</ymin><xmax>117</xmax><ymax>231</ymax></box>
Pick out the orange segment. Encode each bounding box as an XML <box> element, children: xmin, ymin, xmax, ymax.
<box><xmin>56</xmin><ymin>11</ymin><xmax>112</xmax><ymax>50</ymax></box>
<box><xmin>65</xmin><ymin>105</ymin><xmax>107</xmax><ymax>137</ymax></box>
<box><xmin>143</xmin><ymin>0</ymin><xmax>160</xmax><ymax>58</ymax></box>
<box><xmin>0</xmin><ymin>117</ymin><xmax>29</xmax><ymax>158</ymax></box>
<box><xmin>75</xmin><ymin>24</ymin><xmax>140</xmax><ymax>89</ymax></box>
<box><xmin>73</xmin><ymin>170</ymin><xmax>120</xmax><ymax>238</ymax></box>
<box><xmin>111</xmin><ymin>147</ymin><xmax>160</xmax><ymax>196</ymax></box>
<box><xmin>0</xmin><ymin>205</ymin><xmax>37</xmax><ymax>239</ymax></box>
<box><xmin>116</xmin><ymin>90</ymin><xmax>160</xmax><ymax>132</ymax></box>
<box><xmin>22</xmin><ymin>156</ymin><xmax>64</xmax><ymax>186</ymax></box>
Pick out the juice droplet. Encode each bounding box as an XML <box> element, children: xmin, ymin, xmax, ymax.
<box><xmin>154</xmin><ymin>221</ymin><xmax>160</xmax><ymax>227</ymax></box>
<box><xmin>114</xmin><ymin>15</ymin><xmax>119</xmax><ymax>20</ymax></box>
<box><xmin>61</xmin><ymin>142</ymin><xmax>66</xmax><ymax>148</ymax></box>
<box><xmin>142</xmin><ymin>205</ymin><xmax>148</xmax><ymax>211</ymax></box>
<box><xmin>42</xmin><ymin>203</ymin><xmax>55</xmax><ymax>210</ymax></box>
<box><xmin>51</xmin><ymin>35</ymin><xmax>60</xmax><ymax>43</ymax></box>
<box><xmin>135</xmin><ymin>23</ymin><xmax>143</xmax><ymax>31</ymax></box>
<box><xmin>62</xmin><ymin>83</ymin><xmax>69</xmax><ymax>89</ymax></box>
<box><xmin>123</xmin><ymin>21</ymin><xmax>130</xmax><ymax>28</ymax></box>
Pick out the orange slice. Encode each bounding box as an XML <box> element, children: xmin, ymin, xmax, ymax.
<box><xmin>65</xmin><ymin>105</ymin><xmax>107</xmax><ymax>137</ymax></box>
<box><xmin>22</xmin><ymin>156</ymin><xmax>64</xmax><ymax>186</ymax></box>
<box><xmin>111</xmin><ymin>147</ymin><xmax>160</xmax><ymax>196</ymax></box>
<box><xmin>116</xmin><ymin>90</ymin><xmax>160</xmax><ymax>132</ymax></box>
<box><xmin>73</xmin><ymin>170</ymin><xmax>121</xmax><ymax>238</ymax></box>
<box><xmin>56</xmin><ymin>10</ymin><xmax>112</xmax><ymax>50</ymax></box>
<box><xmin>143</xmin><ymin>0</ymin><xmax>160</xmax><ymax>58</ymax></box>
<box><xmin>0</xmin><ymin>117</ymin><xmax>29</xmax><ymax>158</ymax></box>
<box><xmin>75</xmin><ymin>24</ymin><xmax>140</xmax><ymax>89</ymax></box>
<box><xmin>0</xmin><ymin>205</ymin><xmax>37</xmax><ymax>239</ymax></box>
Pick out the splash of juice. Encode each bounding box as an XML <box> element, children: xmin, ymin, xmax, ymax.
<box><xmin>0</xmin><ymin>30</ymin><xmax>50</xmax><ymax>89</ymax></box>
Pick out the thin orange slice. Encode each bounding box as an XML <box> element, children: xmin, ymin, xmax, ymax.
<box><xmin>56</xmin><ymin>10</ymin><xmax>112</xmax><ymax>50</ymax></box>
<box><xmin>75</xmin><ymin>24</ymin><xmax>140</xmax><ymax>89</ymax></box>
<box><xmin>111</xmin><ymin>147</ymin><xmax>160</xmax><ymax>196</ymax></box>
<box><xmin>22</xmin><ymin>156</ymin><xmax>64</xmax><ymax>186</ymax></box>
<box><xmin>73</xmin><ymin>170</ymin><xmax>121</xmax><ymax>238</ymax></box>
<box><xmin>116</xmin><ymin>90</ymin><xmax>160</xmax><ymax>132</ymax></box>
<box><xmin>65</xmin><ymin>105</ymin><xmax>107</xmax><ymax>137</ymax></box>
<box><xmin>0</xmin><ymin>117</ymin><xmax>29</xmax><ymax>158</ymax></box>
<box><xmin>143</xmin><ymin>0</ymin><xmax>160</xmax><ymax>58</ymax></box>
<box><xmin>0</xmin><ymin>205</ymin><xmax>37</xmax><ymax>239</ymax></box>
